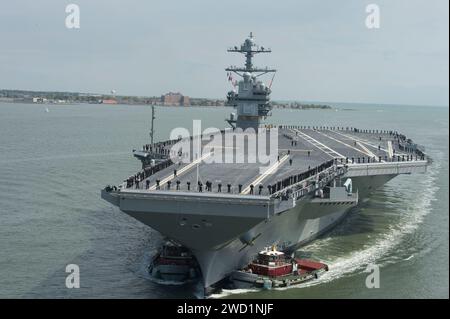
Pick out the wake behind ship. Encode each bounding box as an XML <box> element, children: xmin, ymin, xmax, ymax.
<box><xmin>101</xmin><ymin>33</ymin><xmax>429</xmax><ymax>294</ymax></box>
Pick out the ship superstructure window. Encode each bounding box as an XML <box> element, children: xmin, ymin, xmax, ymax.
<box><xmin>243</xmin><ymin>104</ymin><xmax>254</xmax><ymax>114</ymax></box>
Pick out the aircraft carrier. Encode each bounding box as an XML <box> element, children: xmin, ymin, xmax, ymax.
<box><xmin>101</xmin><ymin>33</ymin><xmax>429</xmax><ymax>294</ymax></box>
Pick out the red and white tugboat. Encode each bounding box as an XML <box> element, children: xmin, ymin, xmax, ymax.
<box><xmin>229</xmin><ymin>246</ymin><xmax>328</xmax><ymax>289</ymax></box>
<box><xmin>148</xmin><ymin>241</ymin><xmax>200</xmax><ymax>284</ymax></box>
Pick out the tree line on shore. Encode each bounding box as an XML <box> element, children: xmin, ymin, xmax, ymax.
<box><xmin>0</xmin><ymin>89</ymin><xmax>332</xmax><ymax>109</ymax></box>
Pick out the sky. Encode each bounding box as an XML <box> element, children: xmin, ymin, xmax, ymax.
<box><xmin>0</xmin><ymin>0</ymin><xmax>448</xmax><ymax>106</ymax></box>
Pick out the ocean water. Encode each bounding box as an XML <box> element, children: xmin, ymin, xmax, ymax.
<box><xmin>0</xmin><ymin>102</ymin><xmax>447</xmax><ymax>298</ymax></box>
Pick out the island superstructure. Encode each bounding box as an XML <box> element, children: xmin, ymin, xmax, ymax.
<box><xmin>225</xmin><ymin>31</ymin><xmax>275</xmax><ymax>130</ymax></box>
<box><xmin>101</xmin><ymin>33</ymin><xmax>429</xmax><ymax>294</ymax></box>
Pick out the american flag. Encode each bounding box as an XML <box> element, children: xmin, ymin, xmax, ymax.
<box><xmin>227</xmin><ymin>72</ymin><xmax>237</xmax><ymax>87</ymax></box>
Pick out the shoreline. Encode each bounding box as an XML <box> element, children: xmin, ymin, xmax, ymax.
<box><xmin>0</xmin><ymin>99</ymin><xmax>335</xmax><ymax>110</ymax></box>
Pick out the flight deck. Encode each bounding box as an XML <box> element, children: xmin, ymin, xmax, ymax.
<box><xmin>117</xmin><ymin>126</ymin><xmax>426</xmax><ymax>197</ymax></box>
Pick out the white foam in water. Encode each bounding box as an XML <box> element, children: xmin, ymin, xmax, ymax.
<box><xmin>278</xmin><ymin>159</ymin><xmax>440</xmax><ymax>291</ymax></box>
<box><xmin>149</xmin><ymin>277</ymin><xmax>190</xmax><ymax>286</ymax></box>
<box><xmin>212</xmin><ymin>157</ymin><xmax>441</xmax><ymax>297</ymax></box>
<box><xmin>209</xmin><ymin>288</ymin><xmax>260</xmax><ymax>299</ymax></box>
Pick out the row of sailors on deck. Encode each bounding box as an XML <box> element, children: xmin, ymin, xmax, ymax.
<box><xmin>341</xmin><ymin>154</ymin><xmax>425</xmax><ymax>164</ymax></box>
<box><xmin>133</xmin><ymin>159</ymin><xmax>335</xmax><ymax>195</ymax></box>
<box><xmin>143</xmin><ymin>144</ymin><xmax>170</xmax><ymax>156</ymax></box>
<box><xmin>142</xmin><ymin>138</ymin><xmax>181</xmax><ymax>155</ymax></box>
<box><xmin>279</xmin><ymin>125</ymin><xmax>402</xmax><ymax>136</ymax></box>
<box><xmin>329</xmin><ymin>154</ymin><xmax>425</xmax><ymax>166</ymax></box>
<box><xmin>125</xmin><ymin>158</ymin><xmax>173</xmax><ymax>188</ymax></box>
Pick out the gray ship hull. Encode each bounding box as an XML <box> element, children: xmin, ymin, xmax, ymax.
<box><xmin>102</xmin><ymin>157</ymin><xmax>428</xmax><ymax>289</ymax></box>
<box><xmin>104</xmin><ymin>173</ymin><xmax>396</xmax><ymax>289</ymax></box>
<box><xmin>194</xmin><ymin>174</ymin><xmax>396</xmax><ymax>288</ymax></box>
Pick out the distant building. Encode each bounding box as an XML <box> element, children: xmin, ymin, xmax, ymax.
<box><xmin>181</xmin><ymin>95</ymin><xmax>190</xmax><ymax>106</ymax></box>
<box><xmin>32</xmin><ymin>97</ymin><xmax>47</xmax><ymax>103</ymax></box>
<box><xmin>101</xmin><ymin>99</ymin><xmax>118</xmax><ymax>104</ymax></box>
<box><xmin>161</xmin><ymin>92</ymin><xmax>190</xmax><ymax>106</ymax></box>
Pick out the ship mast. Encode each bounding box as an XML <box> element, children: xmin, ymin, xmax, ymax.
<box><xmin>225</xmin><ymin>32</ymin><xmax>276</xmax><ymax>131</ymax></box>
<box><xmin>150</xmin><ymin>105</ymin><xmax>155</xmax><ymax>145</ymax></box>
<box><xmin>226</xmin><ymin>32</ymin><xmax>276</xmax><ymax>76</ymax></box>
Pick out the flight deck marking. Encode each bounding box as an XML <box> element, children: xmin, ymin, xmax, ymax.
<box><xmin>356</xmin><ymin>141</ymin><xmax>378</xmax><ymax>158</ymax></box>
<box><xmin>331</xmin><ymin>130</ymin><xmax>387</xmax><ymax>152</ymax></box>
<box><xmin>291</xmin><ymin>129</ymin><xmax>345</xmax><ymax>159</ymax></box>
<box><xmin>387</xmin><ymin>141</ymin><xmax>394</xmax><ymax>158</ymax></box>
<box><xmin>149</xmin><ymin>152</ymin><xmax>212</xmax><ymax>190</ymax></box>
<box><xmin>331</xmin><ymin>130</ymin><xmax>406</xmax><ymax>157</ymax></box>
<box><xmin>313</xmin><ymin>130</ymin><xmax>379</xmax><ymax>159</ymax></box>
<box><xmin>203</xmin><ymin>146</ymin><xmax>238</xmax><ymax>149</ymax></box>
<box><xmin>241</xmin><ymin>154</ymin><xmax>290</xmax><ymax>195</ymax></box>
<box><xmin>279</xmin><ymin>149</ymin><xmax>314</xmax><ymax>152</ymax></box>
